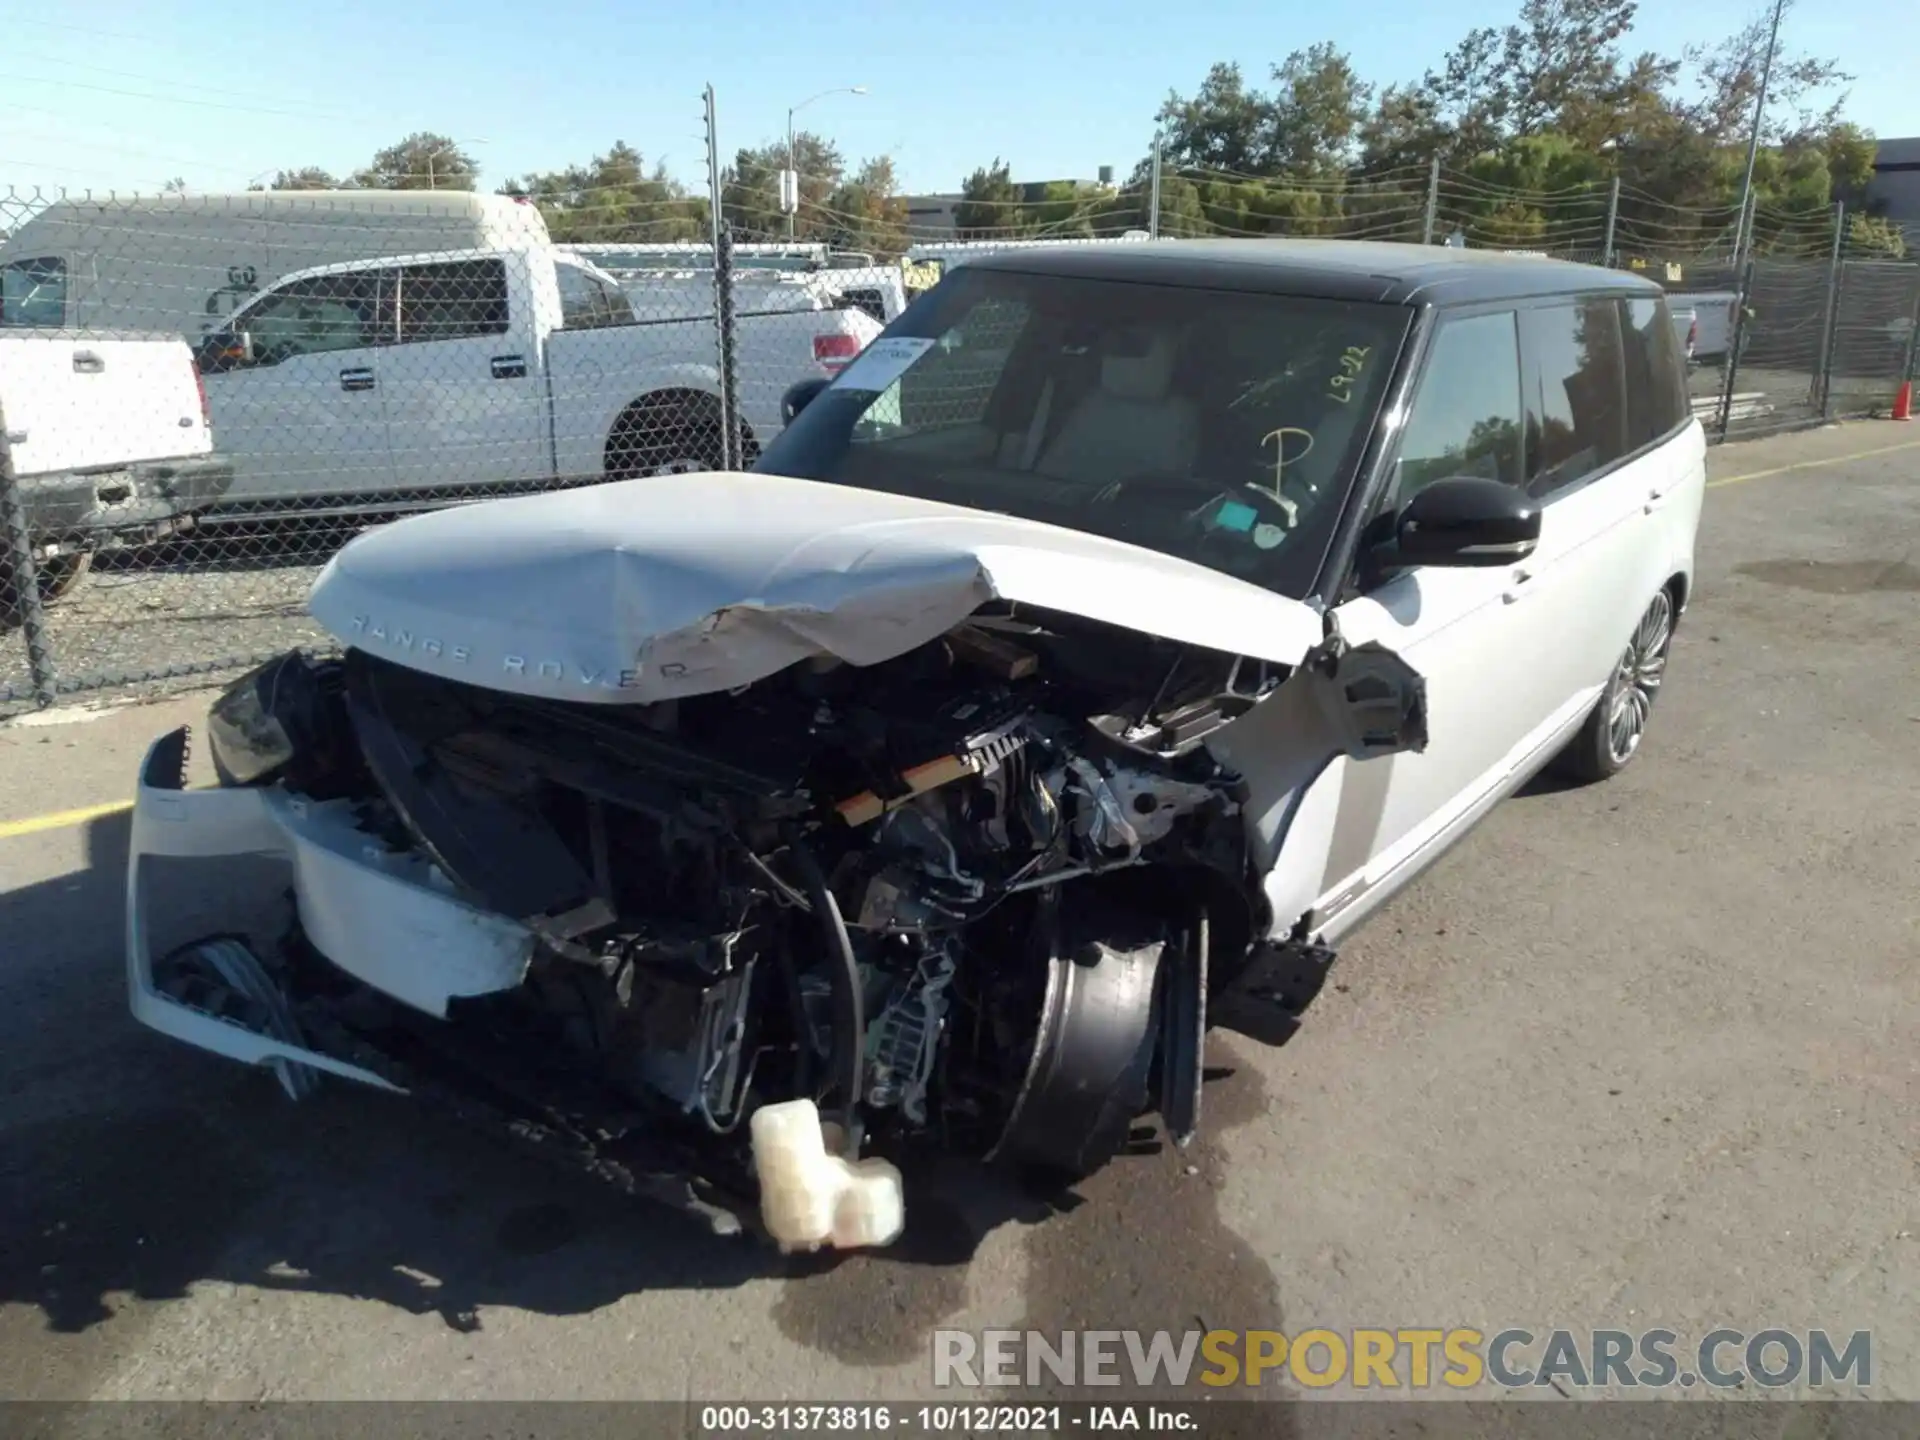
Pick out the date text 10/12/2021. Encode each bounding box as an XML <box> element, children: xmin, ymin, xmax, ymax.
<box><xmin>699</xmin><ymin>1404</ymin><xmax>1199</xmax><ymax>1433</ymax></box>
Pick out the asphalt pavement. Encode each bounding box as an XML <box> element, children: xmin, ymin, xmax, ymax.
<box><xmin>2</xmin><ymin>422</ymin><xmax>1917</xmax><ymax>1405</ymax></box>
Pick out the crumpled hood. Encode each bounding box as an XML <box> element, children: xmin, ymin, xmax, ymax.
<box><xmin>307</xmin><ymin>471</ymin><xmax>1327</xmax><ymax>704</ymax></box>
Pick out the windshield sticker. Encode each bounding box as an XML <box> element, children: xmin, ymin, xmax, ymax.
<box><xmin>1214</xmin><ymin>499</ymin><xmax>1259</xmax><ymax>533</ymax></box>
<box><xmin>831</xmin><ymin>336</ymin><xmax>937</xmax><ymax>393</ymax></box>
<box><xmin>1253</xmin><ymin>522</ymin><xmax>1287</xmax><ymax>550</ymax></box>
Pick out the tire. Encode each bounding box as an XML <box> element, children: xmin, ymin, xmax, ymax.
<box><xmin>604</xmin><ymin>394</ymin><xmax>730</xmax><ymax>480</ymax></box>
<box><xmin>1552</xmin><ymin>587</ymin><xmax>1675</xmax><ymax>784</ymax></box>
<box><xmin>0</xmin><ymin>549</ymin><xmax>92</xmax><ymax>629</ymax></box>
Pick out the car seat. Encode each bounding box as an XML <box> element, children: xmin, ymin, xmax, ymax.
<box><xmin>1034</xmin><ymin>329</ymin><xmax>1199</xmax><ymax>483</ymax></box>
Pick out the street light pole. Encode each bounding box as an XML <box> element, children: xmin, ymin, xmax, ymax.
<box><xmin>783</xmin><ymin>87</ymin><xmax>866</xmax><ymax>239</ymax></box>
<box><xmin>1732</xmin><ymin>0</ymin><xmax>1785</xmax><ymax>273</ymax></box>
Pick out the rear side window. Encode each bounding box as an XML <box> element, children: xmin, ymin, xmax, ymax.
<box><xmin>1</xmin><ymin>256</ymin><xmax>66</xmax><ymax>327</ymax></box>
<box><xmin>838</xmin><ymin>287</ymin><xmax>887</xmax><ymax>324</ymax></box>
<box><xmin>1520</xmin><ymin>299</ymin><xmax>1628</xmax><ymax>497</ymax></box>
<box><xmin>553</xmin><ymin>261</ymin><xmax>627</xmax><ymax>330</ymax></box>
<box><xmin>1620</xmin><ymin>296</ymin><xmax>1690</xmax><ymax>444</ymax></box>
<box><xmin>1390</xmin><ymin>310</ymin><xmax>1525</xmax><ymax>505</ymax></box>
<box><xmin>398</xmin><ymin>259</ymin><xmax>509</xmax><ymax>343</ymax></box>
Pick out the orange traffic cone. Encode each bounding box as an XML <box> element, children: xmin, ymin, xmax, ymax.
<box><xmin>1895</xmin><ymin>381</ymin><xmax>1913</xmax><ymax>422</ymax></box>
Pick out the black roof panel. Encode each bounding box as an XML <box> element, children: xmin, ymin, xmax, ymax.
<box><xmin>958</xmin><ymin>238</ymin><xmax>1665</xmax><ymax>307</ymax></box>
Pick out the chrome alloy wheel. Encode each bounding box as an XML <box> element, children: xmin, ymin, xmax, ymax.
<box><xmin>1605</xmin><ymin>590</ymin><xmax>1674</xmax><ymax>765</ymax></box>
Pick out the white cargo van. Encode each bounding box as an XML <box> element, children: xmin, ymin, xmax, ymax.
<box><xmin>0</xmin><ymin>190</ymin><xmax>550</xmax><ymax>338</ymax></box>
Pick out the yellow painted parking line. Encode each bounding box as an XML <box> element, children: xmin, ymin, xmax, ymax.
<box><xmin>1708</xmin><ymin>434</ymin><xmax>1920</xmax><ymax>489</ymax></box>
<box><xmin>0</xmin><ymin>797</ymin><xmax>133</xmax><ymax>839</ymax></box>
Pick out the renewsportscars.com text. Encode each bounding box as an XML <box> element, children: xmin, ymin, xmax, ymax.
<box><xmin>932</xmin><ymin>1328</ymin><xmax>1872</xmax><ymax>1391</ymax></box>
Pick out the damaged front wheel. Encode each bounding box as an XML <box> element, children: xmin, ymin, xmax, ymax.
<box><xmin>979</xmin><ymin>886</ymin><xmax>1184</xmax><ymax>1182</ymax></box>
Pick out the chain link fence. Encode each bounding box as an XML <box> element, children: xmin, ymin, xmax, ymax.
<box><xmin>4</xmin><ymin>111</ymin><xmax>1916</xmax><ymax>713</ymax></box>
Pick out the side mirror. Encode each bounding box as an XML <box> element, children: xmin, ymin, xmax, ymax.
<box><xmin>1394</xmin><ymin>476</ymin><xmax>1541</xmax><ymax>568</ymax></box>
<box><xmin>781</xmin><ymin>375</ymin><xmax>832</xmax><ymax>423</ymax></box>
<box><xmin>199</xmin><ymin>330</ymin><xmax>255</xmax><ymax>372</ymax></box>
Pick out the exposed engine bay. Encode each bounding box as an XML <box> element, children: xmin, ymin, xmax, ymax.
<box><xmin>147</xmin><ymin>594</ymin><xmax>1421</xmax><ymax>1249</ymax></box>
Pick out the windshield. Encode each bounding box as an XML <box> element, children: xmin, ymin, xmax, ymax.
<box><xmin>754</xmin><ymin>266</ymin><xmax>1411</xmax><ymax>599</ymax></box>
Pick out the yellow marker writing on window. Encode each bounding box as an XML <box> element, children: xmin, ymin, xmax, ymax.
<box><xmin>1259</xmin><ymin>427</ymin><xmax>1316</xmax><ymax>509</ymax></box>
<box><xmin>1326</xmin><ymin>345</ymin><xmax>1372</xmax><ymax>404</ymax></box>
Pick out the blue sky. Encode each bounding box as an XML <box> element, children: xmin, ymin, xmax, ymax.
<box><xmin>0</xmin><ymin>0</ymin><xmax>1893</xmax><ymax>200</ymax></box>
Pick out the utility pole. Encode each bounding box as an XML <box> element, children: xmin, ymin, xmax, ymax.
<box><xmin>785</xmin><ymin>110</ymin><xmax>797</xmax><ymax>240</ymax></box>
<box><xmin>1421</xmin><ymin>155</ymin><xmax>1440</xmax><ymax>245</ymax></box>
<box><xmin>783</xmin><ymin>87</ymin><xmax>866</xmax><ymax>240</ymax></box>
<box><xmin>422</xmin><ymin>138</ymin><xmax>486</xmax><ymax>192</ymax></box>
<box><xmin>1148</xmin><ymin>133</ymin><xmax>1162</xmax><ymax>239</ymax></box>
<box><xmin>1731</xmin><ymin>0</ymin><xmax>1785</xmax><ymax>273</ymax></box>
<box><xmin>706</xmin><ymin>85</ymin><xmax>740</xmax><ymax>471</ymax></box>
<box><xmin>1602</xmin><ymin>174</ymin><xmax>1621</xmax><ymax>268</ymax></box>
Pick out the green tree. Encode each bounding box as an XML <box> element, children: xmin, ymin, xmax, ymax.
<box><xmin>1268</xmin><ymin>44</ymin><xmax>1373</xmax><ymax>175</ymax></box>
<box><xmin>1359</xmin><ymin>86</ymin><xmax>1448</xmax><ymax>174</ymax></box>
<box><xmin>1422</xmin><ymin>26</ymin><xmax>1509</xmax><ymax>160</ymax></box>
<box><xmin>1847</xmin><ymin>213</ymin><xmax>1905</xmax><ymax>259</ymax></box>
<box><xmin>249</xmin><ymin>166</ymin><xmax>342</xmax><ymax>192</ymax></box>
<box><xmin>954</xmin><ymin>159</ymin><xmax>1021</xmax><ymax>237</ymax></box>
<box><xmin>1680</xmin><ymin>0</ymin><xmax>1852</xmax><ymax>146</ymax></box>
<box><xmin>1154</xmin><ymin>63</ymin><xmax>1272</xmax><ymax>175</ymax></box>
<box><xmin>723</xmin><ymin>132</ymin><xmax>844</xmax><ymax>241</ymax></box>
<box><xmin>821</xmin><ymin>155</ymin><xmax>911</xmax><ymax>255</ymax></box>
<box><xmin>1821</xmin><ymin>122</ymin><xmax>1878</xmax><ymax>208</ymax></box>
<box><xmin>502</xmin><ymin>142</ymin><xmax>706</xmax><ymax>243</ymax></box>
<box><xmin>1496</xmin><ymin>0</ymin><xmax>1642</xmax><ymax>140</ymax></box>
<box><xmin>1453</xmin><ymin>131</ymin><xmax>1611</xmax><ymax>247</ymax></box>
<box><xmin>353</xmin><ymin>133</ymin><xmax>479</xmax><ymax>191</ymax></box>
<box><xmin>1149</xmin><ymin>174</ymin><xmax>1211</xmax><ymax>237</ymax></box>
<box><xmin>967</xmin><ymin>0</ymin><xmax>1866</xmax><ymax>254</ymax></box>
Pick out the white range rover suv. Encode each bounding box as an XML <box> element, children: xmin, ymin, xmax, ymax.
<box><xmin>124</xmin><ymin>239</ymin><xmax>1704</xmax><ymax>1250</ymax></box>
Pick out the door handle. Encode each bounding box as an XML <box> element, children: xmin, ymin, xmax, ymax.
<box><xmin>1502</xmin><ymin>566</ymin><xmax>1534</xmax><ymax>604</ymax></box>
<box><xmin>340</xmin><ymin>368</ymin><xmax>376</xmax><ymax>392</ymax></box>
<box><xmin>490</xmin><ymin>354</ymin><xmax>528</xmax><ymax>379</ymax></box>
<box><xmin>71</xmin><ymin>350</ymin><xmax>105</xmax><ymax>374</ymax></box>
<box><xmin>1644</xmin><ymin>485</ymin><xmax>1668</xmax><ymax>515</ymax></box>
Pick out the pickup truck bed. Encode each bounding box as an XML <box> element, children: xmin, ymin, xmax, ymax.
<box><xmin>1</xmin><ymin>329</ymin><xmax>233</xmax><ymax>614</ymax></box>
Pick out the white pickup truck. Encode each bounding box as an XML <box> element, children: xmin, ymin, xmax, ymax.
<box><xmin>1667</xmin><ymin>290</ymin><xmax>1742</xmax><ymax>364</ymax></box>
<box><xmin>194</xmin><ymin>246</ymin><xmax>883</xmax><ymax>516</ymax></box>
<box><xmin>1</xmin><ymin>331</ymin><xmax>232</xmax><ymax>617</ymax></box>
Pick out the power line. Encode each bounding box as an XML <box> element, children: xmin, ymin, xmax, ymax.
<box><xmin>3</xmin><ymin>51</ymin><xmax>360</xmax><ymax>117</ymax></box>
<box><xmin>0</xmin><ymin>70</ymin><xmax>360</xmax><ymax>122</ymax></box>
<box><xmin>0</xmin><ymin>14</ymin><xmax>180</xmax><ymax>46</ymax></box>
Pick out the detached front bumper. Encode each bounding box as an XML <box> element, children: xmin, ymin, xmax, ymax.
<box><xmin>126</xmin><ymin>726</ymin><xmax>536</xmax><ymax>1092</ymax></box>
<box><xmin>19</xmin><ymin>454</ymin><xmax>235</xmax><ymax>543</ymax></box>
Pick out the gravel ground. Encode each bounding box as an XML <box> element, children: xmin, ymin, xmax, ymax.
<box><xmin>0</xmin><ymin>532</ymin><xmax>337</xmax><ymax>712</ymax></box>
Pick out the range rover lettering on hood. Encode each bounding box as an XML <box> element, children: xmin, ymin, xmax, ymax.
<box><xmin>307</xmin><ymin>471</ymin><xmax>1330</xmax><ymax>704</ymax></box>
